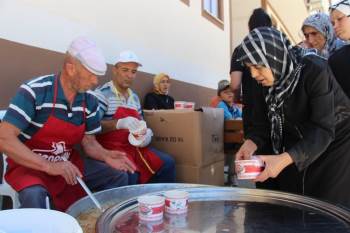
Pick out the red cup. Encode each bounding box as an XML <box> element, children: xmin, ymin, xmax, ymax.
<box><xmin>235</xmin><ymin>156</ymin><xmax>264</xmax><ymax>180</ymax></box>
<box><xmin>174</xmin><ymin>101</ymin><xmax>186</xmax><ymax>109</ymax></box>
<box><xmin>138</xmin><ymin>195</ymin><xmax>165</xmax><ymax>221</ymax></box>
<box><xmin>184</xmin><ymin>102</ymin><xmax>195</xmax><ymax>109</ymax></box>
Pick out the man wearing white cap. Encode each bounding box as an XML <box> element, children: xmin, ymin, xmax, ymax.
<box><xmin>0</xmin><ymin>37</ymin><xmax>136</xmax><ymax>211</ymax></box>
<box><xmin>95</xmin><ymin>50</ymin><xmax>175</xmax><ymax>185</ymax></box>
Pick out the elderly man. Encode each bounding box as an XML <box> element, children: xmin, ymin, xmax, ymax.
<box><xmin>95</xmin><ymin>50</ymin><xmax>175</xmax><ymax>185</ymax></box>
<box><xmin>0</xmin><ymin>37</ymin><xmax>136</xmax><ymax>211</ymax></box>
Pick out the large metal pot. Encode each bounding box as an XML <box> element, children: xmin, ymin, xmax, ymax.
<box><xmin>66</xmin><ymin>183</ymin><xmax>207</xmax><ymax>218</ymax></box>
<box><xmin>97</xmin><ymin>187</ymin><xmax>350</xmax><ymax>233</ymax></box>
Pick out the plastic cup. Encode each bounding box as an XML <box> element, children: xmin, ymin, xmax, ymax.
<box><xmin>138</xmin><ymin>195</ymin><xmax>165</xmax><ymax>221</ymax></box>
<box><xmin>164</xmin><ymin>190</ymin><xmax>189</xmax><ymax>214</ymax></box>
<box><xmin>184</xmin><ymin>102</ymin><xmax>195</xmax><ymax>110</ymax></box>
<box><xmin>174</xmin><ymin>101</ymin><xmax>186</xmax><ymax>109</ymax></box>
<box><xmin>235</xmin><ymin>156</ymin><xmax>265</xmax><ymax>180</ymax></box>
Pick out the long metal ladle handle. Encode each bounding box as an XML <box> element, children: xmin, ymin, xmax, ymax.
<box><xmin>61</xmin><ymin>157</ymin><xmax>103</xmax><ymax>211</ymax></box>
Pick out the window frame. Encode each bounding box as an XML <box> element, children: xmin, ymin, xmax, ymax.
<box><xmin>180</xmin><ymin>0</ymin><xmax>190</xmax><ymax>6</ymax></box>
<box><xmin>201</xmin><ymin>0</ymin><xmax>224</xmax><ymax>30</ymax></box>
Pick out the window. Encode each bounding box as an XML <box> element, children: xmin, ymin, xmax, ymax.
<box><xmin>180</xmin><ymin>0</ymin><xmax>190</xmax><ymax>6</ymax></box>
<box><xmin>202</xmin><ymin>0</ymin><xmax>224</xmax><ymax>30</ymax></box>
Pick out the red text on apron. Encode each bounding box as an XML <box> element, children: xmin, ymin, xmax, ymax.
<box><xmin>96</xmin><ymin>107</ymin><xmax>163</xmax><ymax>183</ymax></box>
<box><xmin>5</xmin><ymin>76</ymin><xmax>86</xmax><ymax>211</ymax></box>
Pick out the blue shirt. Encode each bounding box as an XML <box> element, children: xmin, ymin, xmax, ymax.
<box><xmin>3</xmin><ymin>74</ymin><xmax>101</xmax><ymax>142</ymax></box>
<box><xmin>94</xmin><ymin>81</ymin><xmax>142</xmax><ymax>120</ymax></box>
<box><xmin>217</xmin><ymin>101</ymin><xmax>242</xmax><ymax>120</ymax></box>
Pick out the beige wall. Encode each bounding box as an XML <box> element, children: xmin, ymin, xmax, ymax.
<box><xmin>230</xmin><ymin>0</ymin><xmax>261</xmax><ymax>50</ymax></box>
<box><xmin>230</xmin><ymin>0</ymin><xmax>309</xmax><ymax>50</ymax></box>
<box><xmin>267</xmin><ymin>0</ymin><xmax>308</xmax><ymax>44</ymax></box>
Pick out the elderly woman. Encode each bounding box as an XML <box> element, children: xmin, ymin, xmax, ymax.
<box><xmin>235</xmin><ymin>27</ymin><xmax>350</xmax><ymax>209</ymax></box>
<box><xmin>329</xmin><ymin>0</ymin><xmax>350</xmax><ymax>98</ymax></box>
<box><xmin>301</xmin><ymin>12</ymin><xmax>343</xmax><ymax>58</ymax></box>
<box><xmin>143</xmin><ymin>73</ymin><xmax>175</xmax><ymax>110</ymax></box>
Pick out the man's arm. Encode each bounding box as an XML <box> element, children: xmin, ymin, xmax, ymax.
<box><xmin>230</xmin><ymin>71</ymin><xmax>243</xmax><ymax>92</ymax></box>
<box><xmin>100</xmin><ymin>119</ymin><xmax>118</xmax><ymax>133</ymax></box>
<box><xmin>0</xmin><ymin>122</ymin><xmax>82</xmax><ymax>185</ymax></box>
<box><xmin>81</xmin><ymin>134</ymin><xmax>136</xmax><ymax>173</ymax></box>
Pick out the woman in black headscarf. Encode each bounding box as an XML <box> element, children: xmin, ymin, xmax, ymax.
<box><xmin>235</xmin><ymin>27</ymin><xmax>350</xmax><ymax>209</ymax></box>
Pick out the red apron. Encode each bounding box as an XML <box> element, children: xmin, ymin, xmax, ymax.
<box><xmin>5</xmin><ymin>76</ymin><xmax>85</xmax><ymax>211</ymax></box>
<box><xmin>96</xmin><ymin>107</ymin><xmax>163</xmax><ymax>183</ymax></box>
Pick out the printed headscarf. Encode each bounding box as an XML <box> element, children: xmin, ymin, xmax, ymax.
<box><xmin>237</xmin><ymin>27</ymin><xmax>314</xmax><ymax>154</ymax></box>
<box><xmin>153</xmin><ymin>73</ymin><xmax>170</xmax><ymax>95</ymax></box>
<box><xmin>302</xmin><ymin>13</ymin><xmax>338</xmax><ymax>58</ymax></box>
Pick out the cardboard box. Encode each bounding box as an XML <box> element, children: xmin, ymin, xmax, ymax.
<box><xmin>144</xmin><ymin>108</ymin><xmax>224</xmax><ymax>166</ymax></box>
<box><xmin>175</xmin><ymin>160</ymin><xmax>225</xmax><ymax>186</ymax></box>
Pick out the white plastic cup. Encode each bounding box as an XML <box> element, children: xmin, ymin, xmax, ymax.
<box><xmin>174</xmin><ymin>101</ymin><xmax>186</xmax><ymax>109</ymax></box>
<box><xmin>235</xmin><ymin>156</ymin><xmax>265</xmax><ymax>180</ymax></box>
<box><xmin>138</xmin><ymin>195</ymin><xmax>165</xmax><ymax>221</ymax></box>
<box><xmin>184</xmin><ymin>102</ymin><xmax>195</xmax><ymax>110</ymax></box>
<box><xmin>164</xmin><ymin>190</ymin><xmax>189</xmax><ymax>214</ymax></box>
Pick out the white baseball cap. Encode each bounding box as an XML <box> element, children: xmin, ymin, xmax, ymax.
<box><xmin>115</xmin><ymin>50</ymin><xmax>142</xmax><ymax>67</ymax></box>
<box><xmin>67</xmin><ymin>36</ymin><xmax>107</xmax><ymax>76</ymax></box>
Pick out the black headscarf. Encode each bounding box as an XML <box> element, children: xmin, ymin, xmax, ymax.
<box><xmin>237</xmin><ymin>27</ymin><xmax>315</xmax><ymax>154</ymax></box>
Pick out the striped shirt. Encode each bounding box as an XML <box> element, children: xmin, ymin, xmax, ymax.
<box><xmin>3</xmin><ymin>74</ymin><xmax>101</xmax><ymax>142</ymax></box>
<box><xmin>94</xmin><ymin>81</ymin><xmax>142</xmax><ymax>120</ymax></box>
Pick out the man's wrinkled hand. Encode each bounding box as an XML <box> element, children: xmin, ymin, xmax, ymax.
<box><xmin>45</xmin><ymin>160</ymin><xmax>82</xmax><ymax>185</ymax></box>
<box><xmin>105</xmin><ymin>150</ymin><xmax>136</xmax><ymax>173</ymax></box>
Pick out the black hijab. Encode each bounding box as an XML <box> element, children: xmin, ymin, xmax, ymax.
<box><xmin>237</xmin><ymin>27</ymin><xmax>315</xmax><ymax>154</ymax></box>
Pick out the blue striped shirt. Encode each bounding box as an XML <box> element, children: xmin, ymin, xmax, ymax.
<box><xmin>3</xmin><ymin>74</ymin><xmax>101</xmax><ymax>142</ymax></box>
<box><xmin>94</xmin><ymin>81</ymin><xmax>142</xmax><ymax>120</ymax></box>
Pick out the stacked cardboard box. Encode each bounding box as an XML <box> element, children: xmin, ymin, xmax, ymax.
<box><xmin>144</xmin><ymin>108</ymin><xmax>225</xmax><ymax>186</ymax></box>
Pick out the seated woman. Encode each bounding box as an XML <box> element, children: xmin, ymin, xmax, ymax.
<box><xmin>235</xmin><ymin>27</ymin><xmax>350</xmax><ymax>209</ymax></box>
<box><xmin>301</xmin><ymin>12</ymin><xmax>344</xmax><ymax>58</ymax></box>
<box><xmin>144</xmin><ymin>73</ymin><xmax>174</xmax><ymax>110</ymax></box>
<box><xmin>216</xmin><ymin>80</ymin><xmax>242</xmax><ymax>120</ymax></box>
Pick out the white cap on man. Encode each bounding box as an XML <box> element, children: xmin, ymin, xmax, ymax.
<box><xmin>115</xmin><ymin>50</ymin><xmax>142</xmax><ymax>67</ymax></box>
<box><xmin>67</xmin><ymin>37</ymin><xmax>107</xmax><ymax>76</ymax></box>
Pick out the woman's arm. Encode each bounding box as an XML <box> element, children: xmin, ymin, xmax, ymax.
<box><xmin>287</xmin><ymin>62</ymin><xmax>336</xmax><ymax>171</ymax></box>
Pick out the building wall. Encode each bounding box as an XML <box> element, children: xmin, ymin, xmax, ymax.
<box><xmin>230</xmin><ymin>0</ymin><xmax>261</xmax><ymax>50</ymax></box>
<box><xmin>0</xmin><ymin>0</ymin><xmax>232</xmax><ymax>108</ymax></box>
<box><xmin>230</xmin><ymin>0</ymin><xmax>309</xmax><ymax>50</ymax></box>
<box><xmin>267</xmin><ymin>0</ymin><xmax>308</xmax><ymax>44</ymax></box>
